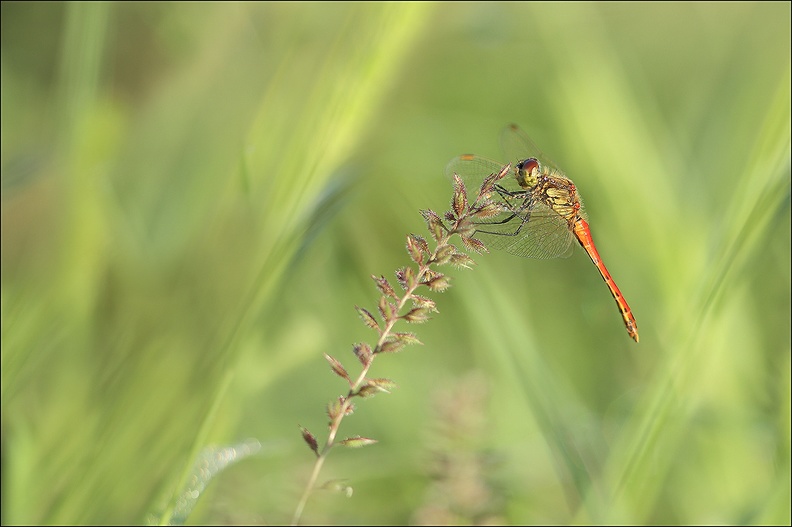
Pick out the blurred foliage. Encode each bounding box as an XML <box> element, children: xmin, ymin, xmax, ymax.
<box><xmin>1</xmin><ymin>2</ymin><xmax>789</xmax><ymax>525</ymax></box>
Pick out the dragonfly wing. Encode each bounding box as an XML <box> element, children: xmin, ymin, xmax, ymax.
<box><xmin>500</xmin><ymin>124</ymin><xmax>565</xmax><ymax>176</ymax></box>
<box><xmin>445</xmin><ymin>154</ymin><xmax>522</xmax><ymax>194</ymax></box>
<box><xmin>475</xmin><ymin>199</ymin><xmax>575</xmax><ymax>259</ymax></box>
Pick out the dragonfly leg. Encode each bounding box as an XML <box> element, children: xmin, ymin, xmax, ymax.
<box><xmin>475</xmin><ymin>211</ymin><xmax>518</xmax><ymax>226</ymax></box>
<box><xmin>473</xmin><ymin>194</ymin><xmax>533</xmax><ymax>238</ymax></box>
<box><xmin>475</xmin><ymin>216</ymin><xmax>530</xmax><ymax>238</ymax></box>
<box><xmin>493</xmin><ymin>184</ymin><xmax>528</xmax><ymax>198</ymax></box>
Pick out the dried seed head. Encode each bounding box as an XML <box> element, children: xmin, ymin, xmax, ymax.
<box><xmin>479</xmin><ymin>163</ymin><xmax>511</xmax><ymax>197</ymax></box>
<box><xmin>449</xmin><ymin>252</ymin><xmax>476</xmax><ymax>269</ymax></box>
<box><xmin>403</xmin><ymin>307</ymin><xmax>431</xmax><ymax>323</ymax></box>
<box><xmin>324</xmin><ymin>353</ymin><xmax>350</xmax><ymax>384</ymax></box>
<box><xmin>425</xmin><ymin>274</ymin><xmax>451</xmax><ymax>292</ymax></box>
<box><xmin>410</xmin><ymin>295</ymin><xmax>437</xmax><ymax>311</ymax></box>
<box><xmin>377</xmin><ymin>296</ymin><xmax>396</xmax><ymax>322</ymax></box>
<box><xmin>355</xmin><ymin>384</ymin><xmax>381</xmax><ymax>398</ymax></box>
<box><xmin>367</xmin><ymin>378</ymin><xmax>398</xmax><ymax>393</ymax></box>
<box><xmin>392</xmin><ymin>331</ymin><xmax>422</xmax><ymax>346</ymax></box>
<box><xmin>421</xmin><ymin>209</ymin><xmax>445</xmax><ymax>242</ymax></box>
<box><xmin>420</xmin><ymin>269</ymin><xmax>448</xmax><ymax>290</ymax></box>
<box><xmin>352</xmin><ymin>342</ymin><xmax>373</xmax><ymax>366</ymax></box>
<box><xmin>395</xmin><ymin>266</ymin><xmax>416</xmax><ymax>290</ymax></box>
<box><xmin>326</xmin><ymin>398</ymin><xmax>343</xmax><ymax>421</ymax></box>
<box><xmin>378</xmin><ymin>337</ymin><xmax>407</xmax><ymax>354</ymax></box>
<box><xmin>461</xmin><ymin>236</ymin><xmax>488</xmax><ymax>254</ymax></box>
<box><xmin>299</xmin><ymin>426</ymin><xmax>319</xmax><ymax>456</ymax></box>
<box><xmin>406</xmin><ymin>234</ymin><xmax>430</xmax><ymax>264</ymax></box>
<box><xmin>355</xmin><ymin>382</ymin><xmax>389</xmax><ymax>399</ymax></box>
<box><xmin>372</xmin><ymin>275</ymin><xmax>398</xmax><ymax>299</ymax></box>
<box><xmin>433</xmin><ymin>244</ymin><xmax>457</xmax><ymax>266</ymax></box>
<box><xmin>453</xmin><ymin>218</ymin><xmax>477</xmax><ymax>239</ymax></box>
<box><xmin>339</xmin><ymin>436</ymin><xmax>378</xmax><ymax>448</ymax></box>
<box><xmin>452</xmin><ymin>174</ymin><xmax>469</xmax><ymax>218</ymax></box>
<box><xmin>355</xmin><ymin>306</ymin><xmax>380</xmax><ymax>332</ymax></box>
<box><xmin>473</xmin><ymin>202</ymin><xmax>505</xmax><ymax>219</ymax></box>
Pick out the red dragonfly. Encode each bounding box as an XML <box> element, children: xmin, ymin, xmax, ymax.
<box><xmin>446</xmin><ymin>124</ymin><xmax>639</xmax><ymax>342</ymax></box>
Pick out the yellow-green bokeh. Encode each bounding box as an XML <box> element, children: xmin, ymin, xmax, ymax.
<box><xmin>1</xmin><ymin>2</ymin><xmax>789</xmax><ymax>525</ymax></box>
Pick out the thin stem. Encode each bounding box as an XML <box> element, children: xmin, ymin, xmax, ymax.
<box><xmin>291</xmin><ymin>452</ymin><xmax>328</xmax><ymax>525</ymax></box>
<box><xmin>290</xmin><ymin>182</ymin><xmax>489</xmax><ymax>525</ymax></box>
<box><xmin>290</xmin><ymin>242</ymin><xmax>450</xmax><ymax>525</ymax></box>
<box><xmin>291</xmin><ymin>357</ymin><xmax>375</xmax><ymax>525</ymax></box>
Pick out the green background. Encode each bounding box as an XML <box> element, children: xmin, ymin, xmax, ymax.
<box><xmin>2</xmin><ymin>2</ymin><xmax>789</xmax><ymax>525</ymax></box>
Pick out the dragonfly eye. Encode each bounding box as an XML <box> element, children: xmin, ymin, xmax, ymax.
<box><xmin>517</xmin><ymin>158</ymin><xmax>540</xmax><ymax>176</ymax></box>
<box><xmin>516</xmin><ymin>158</ymin><xmax>541</xmax><ymax>188</ymax></box>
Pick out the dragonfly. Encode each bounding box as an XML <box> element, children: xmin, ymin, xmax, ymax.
<box><xmin>446</xmin><ymin>124</ymin><xmax>639</xmax><ymax>342</ymax></box>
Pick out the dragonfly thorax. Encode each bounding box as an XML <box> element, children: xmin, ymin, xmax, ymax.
<box><xmin>538</xmin><ymin>174</ymin><xmax>582</xmax><ymax>224</ymax></box>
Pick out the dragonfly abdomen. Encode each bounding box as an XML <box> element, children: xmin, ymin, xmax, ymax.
<box><xmin>572</xmin><ymin>219</ymin><xmax>639</xmax><ymax>342</ymax></box>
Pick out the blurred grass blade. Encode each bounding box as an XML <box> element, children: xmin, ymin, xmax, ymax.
<box><xmin>157</xmin><ymin>4</ymin><xmax>433</xmax><ymax>525</ymax></box>
<box><xmin>238</xmin><ymin>3</ymin><xmax>434</xmax><ymax>324</ymax></box>
<box><xmin>590</xmin><ymin>65</ymin><xmax>791</xmax><ymax>523</ymax></box>
<box><xmin>152</xmin><ymin>439</ymin><xmax>262</xmax><ymax>526</ymax></box>
<box><xmin>57</xmin><ymin>2</ymin><xmax>108</xmax><ymax>143</ymax></box>
<box><xmin>458</xmin><ymin>273</ymin><xmax>597</xmax><ymax>517</ymax></box>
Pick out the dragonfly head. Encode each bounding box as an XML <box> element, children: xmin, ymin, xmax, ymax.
<box><xmin>516</xmin><ymin>158</ymin><xmax>541</xmax><ymax>189</ymax></box>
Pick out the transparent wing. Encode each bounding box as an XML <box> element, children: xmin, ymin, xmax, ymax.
<box><xmin>500</xmin><ymin>123</ymin><xmax>566</xmax><ymax>177</ymax></box>
<box><xmin>445</xmin><ymin>154</ymin><xmax>523</xmax><ymax>195</ymax></box>
<box><xmin>446</xmin><ymin>125</ymin><xmax>578</xmax><ymax>259</ymax></box>
<box><xmin>474</xmin><ymin>197</ymin><xmax>575</xmax><ymax>259</ymax></box>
